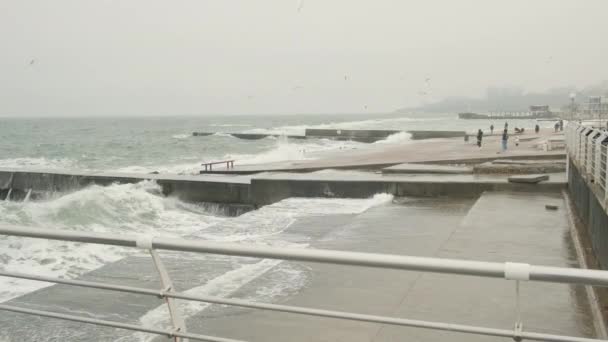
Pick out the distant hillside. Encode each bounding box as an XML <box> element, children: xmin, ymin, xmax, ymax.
<box><xmin>397</xmin><ymin>81</ymin><xmax>608</xmax><ymax>113</ymax></box>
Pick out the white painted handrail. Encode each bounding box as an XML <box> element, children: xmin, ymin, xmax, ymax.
<box><xmin>0</xmin><ymin>224</ymin><xmax>607</xmax><ymax>342</ymax></box>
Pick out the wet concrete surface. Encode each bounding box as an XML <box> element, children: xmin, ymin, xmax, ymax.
<box><xmin>0</xmin><ymin>193</ymin><xmax>595</xmax><ymax>341</ymax></box>
<box><xmin>382</xmin><ymin>163</ymin><xmax>473</xmax><ymax>174</ymax></box>
<box><xmin>178</xmin><ymin>194</ymin><xmax>591</xmax><ymax>341</ymax></box>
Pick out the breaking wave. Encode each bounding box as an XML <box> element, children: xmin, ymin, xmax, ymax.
<box><xmin>171</xmin><ymin>133</ymin><xmax>191</xmax><ymax>140</ymax></box>
<box><xmin>0</xmin><ymin>181</ymin><xmax>224</xmax><ymax>303</ymax></box>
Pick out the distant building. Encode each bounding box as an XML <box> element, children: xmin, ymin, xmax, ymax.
<box><xmin>580</xmin><ymin>96</ymin><xmax>608</xmax><ymax>115</ymax></box>
<box><xmin>529</xmin><ymin>105</ymin><xmax>550</xmax><ymax>113</ymax></box>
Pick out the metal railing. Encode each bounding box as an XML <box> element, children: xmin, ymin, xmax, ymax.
<box><xmin>566</xmin><ymin>122</ymin><xmax>608</xmax><ymax>201</ymax></box>
<box><xmin>600</xmin><ymin>144</ymin><xmax>608</xmax><ymax>192</ymax></box>
<box><xmin>200</xmin><ymin>160</ymin><xmax>235</xmax><ymax>172</ymax></box>
<box><xmin>0</xmin><ymin>225</ymin><xmax>607</xmax><ymax>342</ymax></box>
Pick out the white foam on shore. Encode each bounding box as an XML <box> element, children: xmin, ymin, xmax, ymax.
<box><xmin>0</xmin><ymin>181</ymin><xmax>224</xmax><ymax>303</ymax></box>
<box><xmin>126</xmin><ymin>258</ymin><xmax>283</xmax><ymax>342</ymax></box>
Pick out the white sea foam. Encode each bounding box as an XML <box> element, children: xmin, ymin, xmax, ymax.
<box><xmin>374</xmin><ymin>131</ymin><xmax>412</xmax><ymax>145</ymax></box>
<box><xmin>0</xmin><ymin>181</ymin><xmax>224</xmax><ymax>303</ymax></box>
<box><xmin>113</xmin><ymin>161</ymin><xmax>203</xmax><ymax>175</ymax></box>
<box><xmin>212</xmin><ymin>132</ymin><xmax>235</xmax><ymax>138</ymax></box>
<box><xmin>125</xmin><ymin>259</ymin><xmax>283</xmax><ymax>342</ymax></box>
<box><xmin>171</xmin><ymin>133</ymin><xmax>191</xmax><ymax>139</ymax></box>
<box><xmin>0</xmin><ymin>182</ymin><xmax>393</xmax><ymax>340</ymax></box>
<box><xmin>225</xmin><ymin>136</ymin><xmax>363</xmax><ymax>166</ymax></box>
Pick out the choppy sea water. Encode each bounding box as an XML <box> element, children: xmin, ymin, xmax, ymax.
<box><xmin>0</xmin><ymin>113</ymin><xmax>555</xmax><ymax>174</ymax></box>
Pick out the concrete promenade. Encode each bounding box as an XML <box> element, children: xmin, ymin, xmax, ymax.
<box><xmin>175</xmin><ymin>192</ymin><xmax>595</xmax><ymax>341</ymax></box>
<box><xmin>201</xmin><ymin>130</ymin><xmax>565</xmax><ymax>174</ymax></box>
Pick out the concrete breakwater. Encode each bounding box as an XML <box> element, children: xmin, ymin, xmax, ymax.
<box><xmin>0</xmin><ymin>168</ymin><xmax>565</xmax><ymax>210</ymax></box>
<box><xmin>192</xmin><ymin>129</ymin><xmax>466</xmax><ymax>143</ymax></box>
<box><xmin>0</xmin><ymin>169</ymin><xmax>253</xmax><ymax>215</ymax></box>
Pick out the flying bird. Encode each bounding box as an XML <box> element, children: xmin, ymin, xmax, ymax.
<box><xmin>29</xmin><ymin>59</ymin><xmax>35</xmax><ymax>66</ymax></box>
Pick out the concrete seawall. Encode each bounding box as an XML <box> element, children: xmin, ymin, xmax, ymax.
<box><xmin>568</xmin><ymin>160</ymin><xmax>608</xmax><ymax>268</ymax></box>
<box><xmin>407</xmin><ymin>130</ymin><xmax>466</xmax><ymax>139</ymax></box>
<box><xmin>251</xmin><ymin>174</ymin><xmax>566</xmax><ymax>206</ymax></box>
<box><xmin>0</xmin><ymin>169</ymin><xmax>252</xmax><ymax>209</ymax></box>
<box><xmin>0</xmin><ymin>168</ymin><xmax>566</xmax><ymax>209</ymax></box>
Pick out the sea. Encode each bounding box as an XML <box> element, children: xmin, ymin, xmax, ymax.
<box><xmin>0</xmin><ymin>112</ymin><xmax>556</xmax><ymax>341</ymax></box>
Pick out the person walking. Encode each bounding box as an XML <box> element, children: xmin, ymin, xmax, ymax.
<box><xmin>501</xmin><ymin>129</ymin><xmax>508</xmax><ymax>152</ymax></box>
<box><xmin>554</xmin><ymin>122</ymin><xmax>559</xmax><ymax>132</ymax></box>
<box><xmin>490</xmin><ymin>124</ymin><xmax>494</xmax><ymax>134</ymax></box>
<box><xmin>504</xmin><ymin>122</ymin><xmax>508</xmax><ymax>131</ymax></box>
<box><xmin>476</xmin><ymin>129</ymin><xmax>483</xmax><ymax>148</ymax></box>
<box><xmin>535</xmin><ymin>124</ymin><xmax>540</xmax><ymax>134</ymax></box>
<box><xmin>559</xmin><ymin>119</ymin><xmax>564</xmax><ymax>131</ymax></box>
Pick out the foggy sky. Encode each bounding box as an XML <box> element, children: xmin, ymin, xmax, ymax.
<box><xmin>1</xmin><ymin>0</ymin><xmax>607</xmax><ymax>117</ymax></box>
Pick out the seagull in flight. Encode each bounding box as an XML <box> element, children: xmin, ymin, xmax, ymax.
<box><xmin>29</xmin><ymin>59</ymin><xmax>35</xmax><ymax>66</ymax></box>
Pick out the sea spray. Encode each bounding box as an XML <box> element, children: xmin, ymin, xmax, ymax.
<box><xmin>0</xmin><ymin>181</ymin><xmax>224</xmax><ymax>303</ymax></box>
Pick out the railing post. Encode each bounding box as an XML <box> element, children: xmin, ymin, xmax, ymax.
<box><xmin>149</xmin><ymin>249</ymin><xmax>188</xmax><ymax>342</ymax></box>
<box><xmin>595</xmin><ymin>133</ymin><xmax>608</xmax><ymax>183</ymax></box>
<box><xmin>135</xmin><ymin>235</ymin><xmax>188</xmax><ymax>342</ymax></box>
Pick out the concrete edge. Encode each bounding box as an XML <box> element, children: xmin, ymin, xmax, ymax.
<box><xmin>410</xmin><ymin>153</ymin><xmax>566</xmax><ymax>166</ymax></box>
<box><xmin>199</xmin><ymin>163</ymin><xmax>403</xmax><ymax>175</ymax></box>
<box><xmin>562</xmin><ymin>189</ymin><xmax>608</xmax><ymax>339</ymax></box>
<box><xmin>201</xmin><ymin>154</ymin><xmax>566</xmax><ymax>175</ymax></box>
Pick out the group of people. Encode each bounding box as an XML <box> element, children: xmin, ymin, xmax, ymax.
<box><xmin>554</xmin><ymin>120</ymin><xmax>564</xmax><ymax>132</ymax></box>
<box><xmin>476</xmin><ymin>122</ymin><xmax>512</xmax><ymax>151</ymax></box>
<box><xmin>474</xmin><ymin>120</ymin><xmax>563</xmax><ymax>152</ymax></box>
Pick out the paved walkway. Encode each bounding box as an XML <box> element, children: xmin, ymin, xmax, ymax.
<box><xmin>181</xmin><ymin>192</ymin><xmax>594</xmax><ymax>341</ymax></box>
<box><xmin>205</xmin><ymin>130</ymin><xmax>565</xmax><ymax>174</ymax></box>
